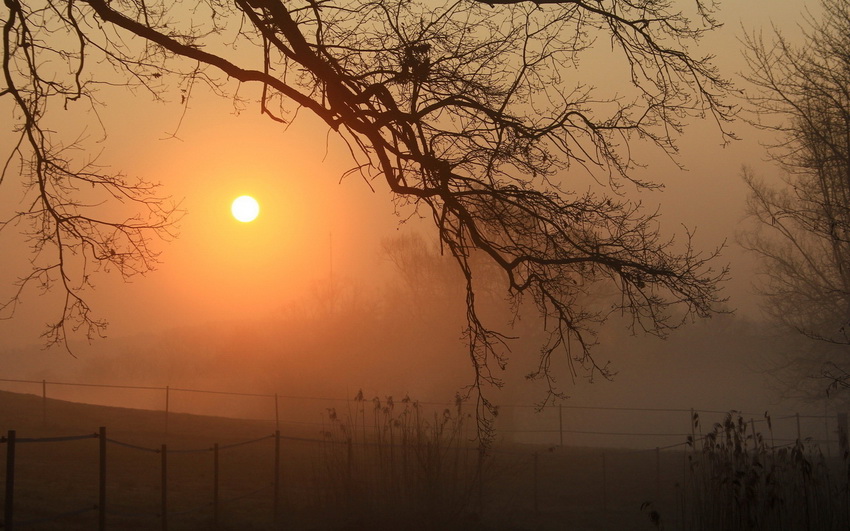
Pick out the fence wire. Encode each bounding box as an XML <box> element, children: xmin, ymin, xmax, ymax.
<box><xmin>1</xmin><ymin>376</ymin><xmax>838</xmax><ymax>450</ymax></box>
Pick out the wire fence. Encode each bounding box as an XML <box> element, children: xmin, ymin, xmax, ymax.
<box><xmin>2</xmin><ymin>424</ymin><xmax>670</xmax><ymax>530</ymax></box>
<box><xmin>1</xmin><ymin>377</ymin><xmax>849</xmax><ymax>530</ymax></box>
<box><xmin>2</xmin><ymin>422</ymin><xmax>844</xmax><ymax>530</ymax></box>
<box><xmin>0</xmin><ymin>376</ymin><xmax>842</xmax><ymax>452</ymax></box>
<box><xmin>1</xmin><ymin>427</ymin><xmax>282</xmax><ymax>530</ymax></box>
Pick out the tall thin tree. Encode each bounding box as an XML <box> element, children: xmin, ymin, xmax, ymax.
<box><xmin>740</xmin><ymin>0</ymin><xmax>850</xmax><ymax>396</ymax></box>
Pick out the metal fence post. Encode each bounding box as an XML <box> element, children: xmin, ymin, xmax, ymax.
<box><xmin>478</xmin><ymin>449</ymin><xmax>484</xmax><ymax>514</ymax></box>
<box><xmin>838</xmin><ymin>412</ymin><xmax>848</xmax><ymax>456</ymax></box>
<box><xmin>42</xmin><ymin>380</ymin><xmax>47</xmax><ymax>426</ymax></box>
<box><xmin>274</xmin><ymin>430</ymin><xmax>281</xmax><ymax>523</ymax></box>
<box><xmin>164</xmin><ymin>386</ymin><xmax>170</xmax><ymax>438</ymax></box>
<box><xmin>655</xmin><ymin>447</ymin><xmax>661</xmax><ymax>502</ymax></box>
<box><xmin>274</xmin><ymin>394</ymin><xmax>280</xmax><ymax>433</ymax></box>
<box><xmin>601</xmin><ymin>451</ymin><xmax>607</xmax><ymax>514</ymax></box>
<box><xmin>533</xmin><ymin>451</ymin><xmax>539</xmax><ymax>514</ymax></box>
<box><xmin>161</xmin><ymin>443</ymin><xmax>168</xmax><ymax>531</ymax></box>
<box><xmin>559</xmin><ymin>405</ymin><xmax>564</xmax><ymax>446</ymax></box>
<box><xmin>99</xmin><ymin>427</ymin><xmax>106</xmax><ymax>531</ymax></box>
<box><xmin>690</xmin><ymin>409</ymin><xmax>697</xmax><ymax>444</ymax></box>
<box><xmin>213</xmin><ymin>443</ymin><xmax>219</xmax><ymax>526</ymax></box>
<box><xmin>4</xmin><ymin>430</ymin><xmax>15</xmax><ymax>531</ymax></box>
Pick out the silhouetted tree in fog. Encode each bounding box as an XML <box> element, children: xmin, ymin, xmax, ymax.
<box><xmin>2</xmin><ymin>0</ymin><xmax>734</xmax><ymax>437</ymax></box>
<box><xmin>740</xmin><ymin>0</ymin><xmax>850</xmax><ymax>397</ymax></box>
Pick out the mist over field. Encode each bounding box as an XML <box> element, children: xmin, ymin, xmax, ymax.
<box><xmin>0</xmin><ymin>0</ymin><xmax>827</xmax><ymax>432</ymax></box>
<box><xmin>0</xmin><ymin>230</ymin><xmax>814</xmax><ymax>450</ymax></box>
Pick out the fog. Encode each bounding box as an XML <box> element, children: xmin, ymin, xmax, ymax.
<box><xmin>0</xmin><ymin>0</ymin><xmax>841</xmax><ymax>452</ymax></box>
<box><xmin>0</xmin><ymin>226</ymin><xmax>822</xmax><ymax>450</ymax></box>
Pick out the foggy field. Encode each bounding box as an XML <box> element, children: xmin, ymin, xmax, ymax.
<box><xmin>0</xmin><ymin>390</ymin><xmax>691</xmax><ymax>530</ymax></box>
<box><xmin>3</xmin><ymin>389</ymin><xmax>848</xmax><ymax>531</ymax></box>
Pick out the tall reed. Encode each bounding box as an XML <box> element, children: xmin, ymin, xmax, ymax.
<box><xmin>682</xmin><ymin>411</ymin><xmax>850</xmax><ymax>530</ymax></box>
<box><xmin>316</xmin><ymin>392</ymin><xmax>484</xmax><ymax>530</ymax></box>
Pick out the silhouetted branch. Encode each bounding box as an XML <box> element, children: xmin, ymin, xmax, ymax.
<box><xmin>1</xmin><ymin>0</ymin><xmax>734</xmax><ymax>441</ymax></box>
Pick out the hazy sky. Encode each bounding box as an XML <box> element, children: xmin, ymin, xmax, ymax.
<box><xmin>0</xmin><ymin>1</ymin><xmax>815</xmax><ymax>356</ymax></box>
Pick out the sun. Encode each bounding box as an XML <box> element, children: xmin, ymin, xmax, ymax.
<box><xmin>231</xmin><ymin>195</ymin><xmax>260</xmax><ymax>222</ymax></box>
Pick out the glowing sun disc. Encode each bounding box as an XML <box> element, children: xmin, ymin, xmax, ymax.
<box><xmin>231</xmin><ymin>195</ymin><xmax>260</xmax><ymax>222</ymax></box>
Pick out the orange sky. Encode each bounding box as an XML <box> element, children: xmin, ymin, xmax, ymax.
<box><xmin>0</xmin><ymin>86</ymin><xmax>403</xmax><ymax>348</ymax></box>
<box><xmin>0</xmin><ymin>0</ymin><xmax>814</xmax><ymax>353</ymax></box>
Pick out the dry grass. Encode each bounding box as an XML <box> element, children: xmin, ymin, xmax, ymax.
<box><xmin>680</xmin><ymin>411</ymin><xmax>850</xmax><ymax>530</ymax></box>
<box><xmin>0</xmin><ymin>389</ymin><xmax>704</xmax><ymax>530</ymax></box>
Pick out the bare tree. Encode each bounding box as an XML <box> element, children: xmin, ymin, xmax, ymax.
<box><xmin>740</xmin><ymin>0</ymin><xmax>850</xmax><ymax>396</ymax></box>
<box><xmin>2</xmin><ymin>0</ymin><xmax>733</xmax><ymax>437</ymax></box>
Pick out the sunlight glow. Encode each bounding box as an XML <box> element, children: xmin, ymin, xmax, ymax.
<box><xmin>231</xmin><ymin>195</ymin><xmax>260</xmax><ymax>222</ymax></box>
